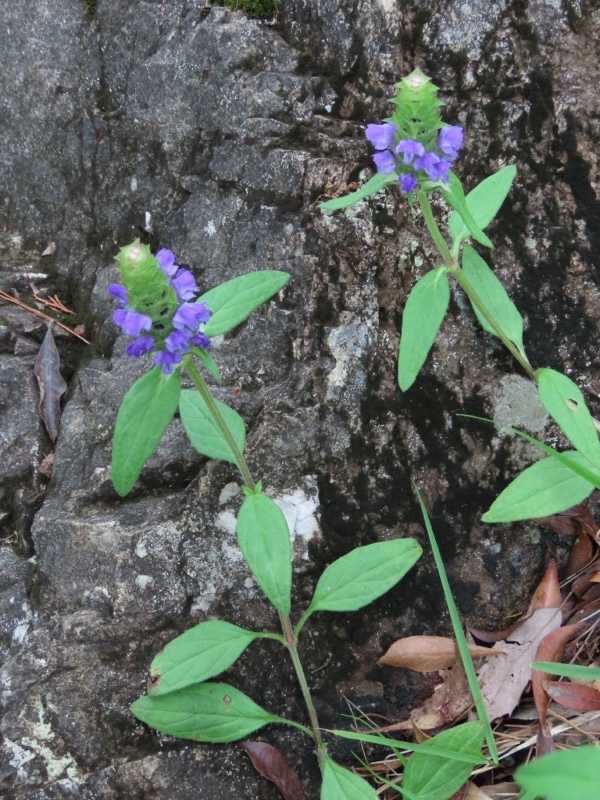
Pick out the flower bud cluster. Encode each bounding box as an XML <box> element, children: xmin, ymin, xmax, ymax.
<box><xmin>366</xmin><ymin>122</ymin><xmax>463</xmax><ymax>192</ymax></box>
<box><xmin>108</xmin><ymin>242</ymin><xmax>212</xmax><ymax>374</ymax></box>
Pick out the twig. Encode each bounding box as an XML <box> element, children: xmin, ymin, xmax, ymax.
<box><xmin>0</xmin><ymin>289</ymin><xmax>90</xmax><ymax>344</ymax></box>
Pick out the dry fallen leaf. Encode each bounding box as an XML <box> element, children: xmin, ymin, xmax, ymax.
<box><xmin>477</xmin><ymin>606</ymin><xmax>562</xmax><ymax>721</ymax></box>
<box><xmin>239</xmin><ymin>741</ymin><xmax>305</xmax><ymax>800</ymax></box>
<box><xmin>41</xmin><ymin>241</ymin><xmax>56</xmax><ymax>256</ymax></box>
<box><xmin>542</xmin><ymin>680</ymin><xmax>600</xmax><ymax>712</ymax></box>
<box><xmin>378</xmin><ymin>636</ymin><xmax>499</xmax><ymax>672</ymax></box>
<box><xmin>34</xmin><ymin>324</ymin><xmax>67</xmax><ymax>442</ymax></box>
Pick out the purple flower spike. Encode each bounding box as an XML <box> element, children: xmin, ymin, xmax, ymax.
<box><xmin>365</xmin><ymin>122</ymin><xmax>397</xmax><ymax>150</ymax></box>
<box><xmin>154</xmin><ymin>349</ymin><xmax>183</xmax><ymax>374</ymax></box>
<box><xmin>395</xmin><ymin>139</ymin><xmax>425</xmax><ymax>165</ymax></box>
<box><xmin>108</xmin><ymin>283</ymin><xmax>128</xmax><ymax>306</ymax></box>
<box><xmin>156</xmin><ymin>248</ymin><xmax>178</xmax><ymax>278</ymax></box>
<box><xmin>113</xmin><ymin>308</ymin><xmax>153</xmax><ymax>337</ymax></box>
<box><xmin>400</xmin><ymin>173</ymin><xmax>418</xmax><ymax>193</ymax></box>
<box><xmin>372</xmin><ymin>150</ymin><xmax>397</xmax><ymax>174</ymax></box>
<box><xmin>171</xmin><ymin>268</ymin><xmax>198</xmax><ymax>301</ymax></box>
<box><xmin>126</xmin><ymin>336</ymin><xmax>155</xmax><ymax>357</ymax></box>
<box><xmin>438</xmin><ymin>125</ymin><xmax>463</xmax><ymax>159</ymax></box>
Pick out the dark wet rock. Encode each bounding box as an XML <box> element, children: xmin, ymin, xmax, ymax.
<box><xmin>2</xmin><ymin>0</ymin><xmax>600</xmax><ymax>797</ymax></box>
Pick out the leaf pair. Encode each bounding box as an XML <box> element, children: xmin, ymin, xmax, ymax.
<box><xmin>111</xmin><ymin>270</ymin><xmax>288</xmax><ymax>496</ymax></box>
<box><xmin>398</xmin><ymin>166</ymin><xmax>519</xmax><ymax>390</ymax></box>
<box><xmin>481</xmin><ymin>369</ymin><xmax>600</xmax><ymax>522</ymax></box>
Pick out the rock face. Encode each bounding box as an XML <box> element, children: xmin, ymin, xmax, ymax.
<box><xmin>1</xmin><ymin>0</ymin><xmax>600</xmax><ymax>796</ymax></box>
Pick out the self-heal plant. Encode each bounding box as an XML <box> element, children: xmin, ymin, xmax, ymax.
<box><xmin>109</xmin><ymin>241</ymin><xmax>466</xmax><ymax>798</ymax></box>
<box><xmin>321</xmin><ymin>68</ymin><xmax>600</xmax><ymax>527</ymax></box>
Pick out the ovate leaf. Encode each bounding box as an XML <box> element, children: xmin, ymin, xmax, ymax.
<box><xmin>179</xmin><ymin>389</ymin><xmax>245</xmax><ymax>464</ymax></box>
<box><xmin>112</xmin><ymin>366</ymin><xmax>181</xmax><ymax>496</ymax></box>
<box><xmin>305</xmin><ymin>538</ymin><xmax>421</xmax><ymax>616</ymax></box>
<box><xmin>449</xmin><ymin>165</ymin><xmax>517</xmax><ymax>253</ymax></box>
<box><xmin>439</xmin><ymin>171</ymin><xmax>493</xmax><ymax>248</ymax></box>
<box><xmin>148</xmin><ymin>621</ymin><xmax>264</xmax><ymax>696</ymax></box>
<box><xmin>199</xmin><ymin>271</ymin><xmax>290</xmax><ymax>337</ymax></box>
<box><xmin>398</xmin><ymin>267</ymin><xmax>450</xmax><ymax>391</ymax></box>
<box><xmin>536</xmin><ymin>368</ymin><xmax>600</xmax><ymax>468</ymax></box>
<box><xmin>236</xmin><ymin>491</ymin><xmax>292</xmax><ymax>614</ymax></box>
<box><xmin>461</xmin><ymin>245</ymin><xmax>528</xmax><ymax>362</ymax></box>
<box><xmin>516</xmin><ymin>745</ymin><xmax>600</xmax><ymax>800</ymax></box>
<box><xmin>482</xmin><ymin>452</ymin><xmax>597</xmax><ymax>523</ymax></box>
<box><xmin>131</xmin><ymin>682</ymin><xmax>280</xmax><ymax>743</ymax></box>
<box><xmin>403</xmin><ymin>722</ymin><xmax>486</xmax><ymax>800</ymax></box>
<box><xmin>321</xmin><ymin>757</ymin><xmax>378</xmax><ymax>800</ymax></box>
<box><xmin>319</xmin><ymin>172</ymin><xmax>399</xmax><ymax>212</ymax></box>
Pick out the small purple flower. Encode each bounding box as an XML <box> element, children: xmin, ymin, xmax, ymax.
<box><xmin>156</xmin><ymin>248</ymin><xmax>179</xmax><ymax>278</ymax></box>
<box><xmin>165</xmin><ymin>330</ymin><xmax>190</xmax><ymax>354</ymax></box>
<box><xmin>113</xmin><ymin>308</ymin><xmax>153</xmax><ymax>337</ymax></box>
<box><xmin>365</xmin><ymin>122</ymin><xmax>397</xmax><ymax>151</ymax></box>
<box><xmin>438</xmin><ymin>125</ymin><xmax>463</xmax><ymax>159</ymax></box>
<box><xmin>171</xmin><ymin>268</ymin><xmax>198</xmax><ymax>301</ymax></box>
<box><xmin>125</xmin><ymin>336</ymin><xmax>155</xmax><ymax>357</ymax></box>
<box><xmin>372</xmin><ymin>150</ymin><xmax>397</xmax><ymax>174</ymax></box>
<box><xmin>395</xmin><ymin>139</ymin><xmax>425</xmax><ymax>165</ymax></box>
<box><xmin>154</xmin><ymin>349</ymin><xmax>183</xmax><ymax>375</ymax></box>
<box><xmin>108</xmin><ymin>283</ymin><xmax>128</xmax><ymax>306</ymax></box>
<box><xmin>414</xmin><ymin>152</ymin><xmax>451</xmax><ymax>183</ymax></box>
<box><xmin>400</xmin><ymin>173</ymin><xmax>418</xmax><ymax>193</ymax></box>
<box><xmin>190</xmin><ymin>331</ymin><xmax>211</xmax><ymax>350</ymax></box>
<box><xmin>173</xmin><ymin>302</ymin><xmax>208</xmax><ymax>333</ymax></box>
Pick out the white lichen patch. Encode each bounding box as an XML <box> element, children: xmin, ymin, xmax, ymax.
<box><xmin>6</xmin><ymin>697</ymin><xmax>82</xmax><ymax>784</ymax></box>
<box><xmin>135</xmin><ymin>575</ymin><xmax>154</xmax><ymax>590</ymax></box>
<box><xmin>326</xmin><ymin>320</ymin><xmax>372</xmax><ymax>402</ymax></box>
<box><xmin>9</xmin><ymin>598</ymin><xmax>32</xmax><ymax>645</ymax></box>
<box><xmin>271</xmin><ymin>480</ymin><xmax>321</xmax><ymax>561</ymax></box>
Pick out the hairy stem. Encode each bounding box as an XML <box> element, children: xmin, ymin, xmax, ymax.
<box><xmin>279</xmin><ymin>611</ymin><xmax>327</xmax><ymax>772</ymax></box>
<box><xmin>417</xmin><ymin>190</ymin><xmax>535</xmax><ymax>380</ymax></box>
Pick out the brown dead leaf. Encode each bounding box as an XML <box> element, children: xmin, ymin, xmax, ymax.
<box><xmin>463</xmin><ymin>782</ymin><xmax>496</xmax><ymax>800</ymax></box>
<box><xmin>542</xmin><ymin>680</ymin><xmax>600</xmax><ymax>712</ymax></box>
<box><xmin>531</xmin><ymin>560</ymin><xmax>561</xmax><ymax>611</ymax></box>
<box><xmin>378</xmin><ymin>636</ymin><xmax>498</xmax><ymax>672</ymax></box>
<box><xmin>239</xmin><ymin>741</ymin><xmax>305</xmax><ymax>800</ymax></box>
<box><xmin>565</xmin><ymin>532</ymin><xmax>595</xmax><ymax>577</ymax></box>
<box><xmin>34</xmin><ymin>324</ymin><xmax>68</xmax><ymax>442</ymax></box>
<box><xmin>478</xmin><ymin>606</ymin><xmax>562</xmax><ymax>720</ymax></box>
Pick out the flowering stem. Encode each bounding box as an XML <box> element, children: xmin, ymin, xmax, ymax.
<box><xmin>279</xmin><ymin>611</ymin><xmax>327</xmax><ymax>772</ymax></box>
<box><xmin>417</xmin><ymin>190</ymin><xmax>535</xmax><ymax>380</ymax></box>
<box><xmin>183</xmin><ymin>356</ymin><xmax>256</xmax><ymax>490</ymax></box>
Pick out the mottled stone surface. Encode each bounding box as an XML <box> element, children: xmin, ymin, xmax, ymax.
<box><xmin>1</xmin><ymin>0</ymin><xmax>600</xmax><ymax>796</ymax></box>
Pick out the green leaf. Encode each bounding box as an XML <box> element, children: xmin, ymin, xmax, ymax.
<box><xmin>236</xmin><ymin>493</ymin><xmax>292</xmax><ymax>614</ymax></box>
<box><xmin>319</xmin><ymin>171</ymin><xmax>399</xmax><ymax>212</ymax></box>
<box><xmin>192</xmin><ymin>347</ymin><xmax>221</xmax><ymax>384</ymax></box>
<box><xmin>482</xmin><ymin>452</ymin><xmax>597</xmax><ymax>523</ymax></box>
<box><xmin>148</xmin><ymin>621</ymin><xmax>264</xmax><ymax>696</ymax></box>
<box><xmin>179</xmin><ymin>389</ymin><xmax>245</xmax><ymax>464</ymax></box>
<box><xmin>461</xmin><ymin>245</ymin><xmax>528</xmax><ymax>360</ymax></box>
<box><xmin>536</xmin><ymin>368</ymin><xmax>600</xmax><ymax>468</ymax></box>
<box><xmin>449</xmin><ymin>165</ymin><xmax>517</xmax><ymax>253</ymax></box>
<box><xmin>130</xmin><ymin>682</ymin><xmax>280</xmax><ymax>743</ymax></box>
<box><xmin>439</xmin><ymin>171</ymin><xmax>493</xmax><ymax>248</ymax></box>
<box><xmin>531</xmin><ymin>662</ymin><xmax>600</xmax><ymax>681</ymax></box>
<box><xmin>321</xmin><ymin>757</ymin><xmax>378</xmax><ymax>800</ymax></box>
<box><xmin>112</xmin><ymin>366</ymin><xmax>181</xmax><ymax>496</ymax></box>
<box><xmin>199</xmin><ymin>271</ymin><xmax>290</xmax><ymax>338</ymax></box>
<box><xmin>403</xmin><ymin>722</ymin><xmax>485</xmax><ymax>800</ymax></box>
<box><xmin>327</xmin><ymin>729</ymin><xmax>486</xmax><ymax>764</ymax></box>
<box><xmin>516</xmin><ymin>745</ymin><xmax>600</xmax><ymax>800</ymax></box>
<box><xmin>398</xmin><ymin>268</ymin><xmax>450</xmax><ymax>391</ymax></box>
<box><xmin>305</xmin><ymin>539</ymin><xmax>421</xmax><ymax>616</ymax></box>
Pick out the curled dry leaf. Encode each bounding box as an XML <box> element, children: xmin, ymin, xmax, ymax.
<box><xmin>542</xmin><ymin>680</ymin><xmax>600</xmax><ymax>712</ymax></box>
<box><xmin>378</xmin><ymin>636</ymin><xmax>499</xmax><ymax>672</ymax></box>
<box><xmin>531</xmin><ymin>560</ymin><xmax>561</xmax><ymax>611</ymax></box>
<box><xmin>41</xmin><ymin>241</ymin><xmax>56</xmax><ymax>256</ymax></box>
<box><xmin>239</xmin><ymin>741</ymin><xmax>305</xmax><ymax>800</ymax></box>
<box><xmin>34</xmin><ymin>324</ymin><xmax>68</xmax><ymax>442</ymax></box>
